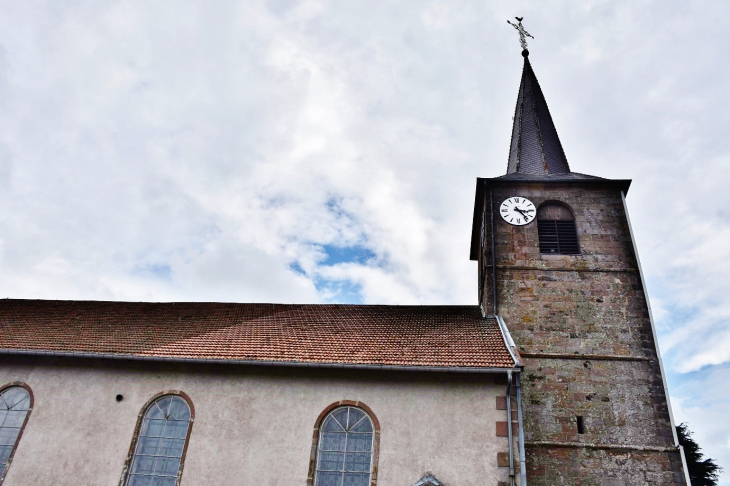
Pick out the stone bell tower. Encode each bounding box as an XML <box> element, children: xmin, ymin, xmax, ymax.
<box><xmin>469</xmin><ymin>21</ymin><xmax>690</xmax><ymax>485</ymax></box>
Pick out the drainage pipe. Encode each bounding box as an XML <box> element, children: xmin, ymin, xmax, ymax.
<box><xmin>490</xmin><ymin>188</ymin><xmax>498</xmax><ymax>315</ymax></box>
<box><xmin>506</xmin><ymin>370</ymin><xmax>515</xmax><ymax>486</ymax></box>
<box><xmin>516</xmin><ymin>372</ymin><xmax>527</xmax><ymax>486</ymax></box>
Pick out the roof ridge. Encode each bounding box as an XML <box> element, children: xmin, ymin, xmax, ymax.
<box><xmin>0</xmin><ymin>298</ymin><xmax>481</xmax><ymax>309</ymax></box>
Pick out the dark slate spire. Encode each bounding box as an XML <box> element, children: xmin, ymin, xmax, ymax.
<box><xmin>506</xmin><ymin>51</ymin><xmax>571</xmax><ymax>176</ymax></box>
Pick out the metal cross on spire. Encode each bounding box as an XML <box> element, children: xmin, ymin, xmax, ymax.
<box><xmin>507</xmin><ymin>17</ymin><xmax>534</xmax><ymax>51</ymax></box>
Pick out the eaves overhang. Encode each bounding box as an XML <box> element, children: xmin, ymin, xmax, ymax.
<box><xmin>0</xmin><ymin>348</ymin><xmax>520</xmax><ymax>374</ymax></box>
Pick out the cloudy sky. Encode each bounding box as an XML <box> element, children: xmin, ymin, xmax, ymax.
<box><xmin>0</xmin><ymin>0</ymin><xmax>728</xmax><ymax>480</ymax></box>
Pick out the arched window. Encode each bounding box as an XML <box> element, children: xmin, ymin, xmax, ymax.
<box><xmin>0</xmin><ymin>383</ymin><xmax>32</xmax><ymax>485</ymax></box>
<box><xmin>537</xmin><ymin>202</ymin><xmax>580</xmax><ymax>254</ymax></box>
<box><xmin>309</xmin><ymin>402</ymin><xmax>379</xmax><ymax>486</ymax></box>
<box><xmin>122</xmin><ymin>392</ymin><xmax>193</xmax><ymax>486</ymax></box>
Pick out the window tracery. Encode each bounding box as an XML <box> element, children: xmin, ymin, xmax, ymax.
<box><xmin>311</xmin><ymin>403</ymin><xmax>378</xmax><ymax>486</ymax></box>
<box><xmin>123</xmin><ymin>393</ymin><xmax>193</xmax><ymax>486</ymax></box>
<box><xmin>0</xmin><ymin>384</ymin><xmax>32</xmax><ymax>485</ymax></box>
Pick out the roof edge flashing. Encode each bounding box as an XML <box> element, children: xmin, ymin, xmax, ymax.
<box><xmin>495</xmin><ymin>315</ymin><xmax>523</xmax><ymax>367</ymax></box>
<box><xmin>0</xmin><ymin>348</ymin><xmax>518</xmax><ymax>374</ymax></box>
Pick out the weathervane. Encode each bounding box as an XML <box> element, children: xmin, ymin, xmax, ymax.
<box><xmin>507</xmin><ymin>17</ymin><xmax>534</xmax><ymax>52</ymax></box>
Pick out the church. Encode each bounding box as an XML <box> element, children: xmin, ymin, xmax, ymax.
<box><xmin>0</xmin><ymin>22</ymin><xmax>690</xmax><ymax>486</ymax></box>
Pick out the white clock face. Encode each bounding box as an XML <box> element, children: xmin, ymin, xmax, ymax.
<box><xmin>500</xmin><ymin>197</ymin><xmax>536</xmax><ymax>226</ymax></box>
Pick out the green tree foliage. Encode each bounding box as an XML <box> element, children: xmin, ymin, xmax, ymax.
<box><xmin>676</xmin><ymin>423</ymin><xmax>722</xmax><ymax>486</ymax></box>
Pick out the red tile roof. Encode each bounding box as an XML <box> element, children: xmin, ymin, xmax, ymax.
<box><xmin>0</xmin><ymin>300</ymin><xmax>516</xmax><ymax>369</ymax></box>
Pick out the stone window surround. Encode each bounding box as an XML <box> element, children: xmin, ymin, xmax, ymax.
<box><xmin>536</xmin><ymin>199</ymin><xmax>576</xmax><ymax>221</ymax></box>
<box><xmin>307</xmin><ymin>400</ymin><xmax>381</xmax><ymax>486</ymax></box>
<box><xmin>0</xmin><ymin>382</ymin><xmax>33</xmax><ymax>486</ymax></box>
<box><xmin>119</xmin><ymin>390</ymin><xmax>195</xmax><ymax>486</ymax></box>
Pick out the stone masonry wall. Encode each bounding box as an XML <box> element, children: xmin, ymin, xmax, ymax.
<box><xmin>478</xmin><ymin>181</ymin><xmax>685</xmax><ymax>485</ymax></box>
<box><xmin>527</xmin><ymin>446</ymin><xmax>686</xmax><ymax>486</ymax></box>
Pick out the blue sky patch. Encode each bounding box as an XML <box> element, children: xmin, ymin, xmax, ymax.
<box><xmin>289</xmin><ymin>261</ymin><xmax>306</xmax><ymax>275</ymax></box>
<box><xmin>321</xmin><ymin>244</ymin><xmax>376</xmax><ymax>266</ymax></box>
<box><xmin>314</xmin><ymin>277</ymin><xmax>363</xmax><ymax>304</ymax></box>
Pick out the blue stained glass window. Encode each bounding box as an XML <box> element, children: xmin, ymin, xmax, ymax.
<box><xmin>0</xmin><ymin>386</ymin><xmax>31</xmax><ymax>481</ymax></box>
<box><xmin>125</xmin><ymin>395</ymin><xmax>191</xmax><ymax>486</ymax></box>
<box><xmin>0</xmin><ymin>386</ymin><xmax>30</xmax><ymax>479</ymax></box>
<box><xmin>315</xmin><ymin>407</ymin><xmax>374</xmax><ymax>486</ymax></box>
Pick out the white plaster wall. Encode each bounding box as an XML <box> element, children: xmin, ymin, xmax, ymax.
<box><xmin>0</xmin><ymin>357</ymin><xmax>510</xmax><ymax>486</ymax></box>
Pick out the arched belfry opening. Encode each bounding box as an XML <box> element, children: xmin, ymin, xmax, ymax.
<box><xmin>537</xmin><ymin>202</ymin><xmax>580</xmax><ymax>255</ymax></box>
